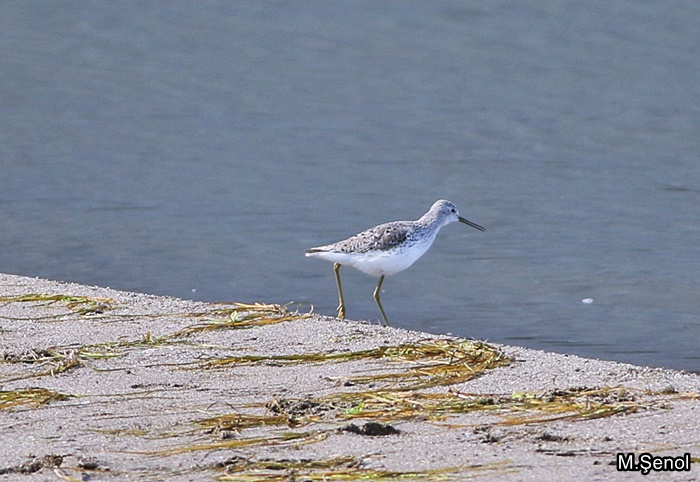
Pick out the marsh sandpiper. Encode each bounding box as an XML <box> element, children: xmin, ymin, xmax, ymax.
<box><xmin>305</xmin><ymin>199</ymin><xmax>485</xmax><ymax>325</ymax></box>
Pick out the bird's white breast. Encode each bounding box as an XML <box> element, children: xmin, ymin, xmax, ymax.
<box><xmin>314</xmin><ymin>234</ymin><xmax>436</xmax><ymax>277</ymax></box>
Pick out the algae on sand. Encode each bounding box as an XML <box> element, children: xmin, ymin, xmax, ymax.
<box><xmin>0</xmin><ymin>388</ymin><xmax>73</xmax><ymax>410</ymax></box>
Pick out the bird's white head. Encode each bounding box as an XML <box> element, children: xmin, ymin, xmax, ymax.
<box><xmin>428</xmin><ymin>200</ymin><xmax>485</xmax><ymax>231</ymax></box>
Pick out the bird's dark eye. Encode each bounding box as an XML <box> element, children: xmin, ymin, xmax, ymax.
<box><xmin>450</xmin><ymin>208</ymin><xmax>456</xmax><ymax>213</ymax></box>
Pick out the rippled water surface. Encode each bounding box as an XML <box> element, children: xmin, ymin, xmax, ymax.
<box><xmin>2</xmin><ymin>2</ymin><xmax>699</xmax><ymax>371</ymax></box>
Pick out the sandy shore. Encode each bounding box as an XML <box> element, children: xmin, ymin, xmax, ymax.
<box><xmin>0</xmin><ymin>273</ymin><xmax>698</xmax><ymax>481</ymax></box>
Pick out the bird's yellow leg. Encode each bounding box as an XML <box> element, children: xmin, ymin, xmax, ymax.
<box><xmin>333</xmin><ymin>263</ymin><xmax>346</xmax><ymax>319</ymax></box>
<box><xmin>373</xmin><ymin>275</ymin><xmax>389</xmax><ymax>326</ymax></box>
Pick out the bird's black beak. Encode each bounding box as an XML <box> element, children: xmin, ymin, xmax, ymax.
<box><xmin>458</xmin><ymin>217</ymin><xmax>485</xmax><ymax>231</ymax></box>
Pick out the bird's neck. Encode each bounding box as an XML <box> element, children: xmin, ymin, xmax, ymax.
<box><xmin>418</xmin><ymin>210</ymin><xmax>443</xmax><ymax>228</ymax></box>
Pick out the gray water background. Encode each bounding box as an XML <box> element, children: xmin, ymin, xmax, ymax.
<box><xmin>2</xmin><ymin>2</ymin><xmax>699</xmax><ymax>372</ymax></box>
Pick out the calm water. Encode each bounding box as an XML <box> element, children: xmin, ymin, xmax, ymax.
<box><xmin>2</xmin><ymin>2</ymin><xmax>699</xmax><ymax>372</ymax></box>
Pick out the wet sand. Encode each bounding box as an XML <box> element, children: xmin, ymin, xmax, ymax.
<box><xmin>0</xmin><ymin>273</ymin><xmax>698</xmax><ymax>480</ymax></box>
